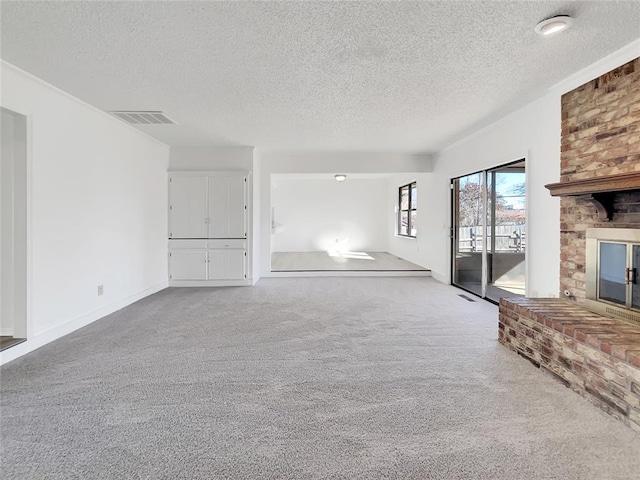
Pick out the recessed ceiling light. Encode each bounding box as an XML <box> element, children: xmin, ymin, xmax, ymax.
<box><xmin>335</xmin><ymin>174</ymin><xmax>347</xmax><ymax>182</ymax></box>
<box><xmin>534</xmin><ymin>15</ymin><xmax>574</xmax><ymax>36</ymax></box>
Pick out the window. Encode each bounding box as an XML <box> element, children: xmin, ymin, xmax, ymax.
<box><xmin>398</xmin><ymin>182</ymin><xmax>417</xmax><ymax>237</ymax></box>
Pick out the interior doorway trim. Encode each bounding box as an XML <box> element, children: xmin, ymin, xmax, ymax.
<box><xmin>0</xmin><ymin>104</ymin><xmax>33</xmax><ymax>354</ymax></box>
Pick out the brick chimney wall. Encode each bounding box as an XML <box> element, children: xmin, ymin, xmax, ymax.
<box><xmin>560</xmin><ymin>57</ymin><xmax>640</xmax><ymax>301</ymax></box>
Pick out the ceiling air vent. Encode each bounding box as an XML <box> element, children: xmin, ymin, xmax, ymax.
<box><xmin>108</xmin><ymin>111</ymin><xmax>177</xmax><ymax>125</ymax></box>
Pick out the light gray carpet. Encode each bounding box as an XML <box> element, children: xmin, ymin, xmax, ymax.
<box><xmin>1</xmin><ymin>277</ymin><xmax>639</xmax><ymax>479</ymax></box>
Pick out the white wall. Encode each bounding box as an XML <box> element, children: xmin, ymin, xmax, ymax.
<box><xmin>430</xmin><ymin>95</ymin><xmax>560</xmax><ymax>293</ymax></box>
<box><xmin>272</xmin><ymin>176</ymin><xmax>389</xmax><ymax>253</ymax></box>
<box><xmin>1</xmin><ymin>110</ymin><xmax>14</xmax><ymax>335</ymax></box>
<box><xmin>0</xmin><ymin>61</ymin><xmax>170</xmax><ymax>364</ymax></box>
<box><xmin>386</xmin><ymin>173</ymin><xmax>435</xmax><ymax>271</ymax></box>
<box><xmin>170</xmin><ymin>146</ymin><xmax>254</xmax><ymax>171</ymax></box>
<box><xmin>1</xmin><ymin>107</ymin><xmax>28</xmax><ymax>339</ymax></box>
<box><xmin>251</xmin><ymin>149</ymin><xmax>261</xmax><ymax>283</ymax></box>
<box><xmin>257</xmin><ymin>150</ymin><xmax>433</xmax><ymax>275</ymax></box>
<box><xmin>423</xmin><ymin>39</ymin><xmax>640</xmax><ymax>295</ymax></box>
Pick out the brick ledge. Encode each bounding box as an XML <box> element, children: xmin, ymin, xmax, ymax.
<box><xmin>500</xmin><ymin>298</ymin><xmax>640</xmax><ymax>366</ymax></box>
<box><xmin>499</xmin><ymin>297</ymin><xmax>640</xmax><ymax>431</ymax></box>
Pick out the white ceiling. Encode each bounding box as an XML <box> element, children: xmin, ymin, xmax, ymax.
<box><xmin>1</xmin><ymin>1</ymin><xmax>639</xmax><ymax>151</ymax></box>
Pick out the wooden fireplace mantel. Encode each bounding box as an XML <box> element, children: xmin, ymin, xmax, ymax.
<box><xmin>545</xmin><ymin>172</ymin><xmax>640</xmax><ymax>221</ymax></box>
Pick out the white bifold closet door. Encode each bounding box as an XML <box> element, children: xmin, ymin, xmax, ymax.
<box><xmin>208</xmin><ymin>175</ymin><xmax>246</xmax><ymax>239</ymax></box>
<box><xmin>169</xmin><ymin>176</ymin><xmax>208</xmax><ymax>239</ymax></box>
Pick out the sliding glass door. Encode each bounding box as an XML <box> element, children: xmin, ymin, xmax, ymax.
<box><xmin>452</xmin><ymin>161</ymin><xmax>526</xmax><ymax>303</ymax></box>
<box><xmin>452</xmin><ymin>172</ymin><xmax>485</xmax><ymax>297</ymax></box>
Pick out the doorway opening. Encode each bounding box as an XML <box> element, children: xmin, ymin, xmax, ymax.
<box><xmin>269</xmin><ymin>173</ymin><xmax>428</xmax><ymax>274</ymax></box>
<box><xmin>451</xmin><ymin>160</ymin><xmax>526</xmax><ymax>303</ymax></box>
<box><xmin>1</xmin><ymin>107</ymin><xmax>28</xmax><ymax>351</ymax></box>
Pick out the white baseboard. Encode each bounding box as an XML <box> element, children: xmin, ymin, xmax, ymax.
<box><xmin>0</xmin><ymin>281</ymin><xmax>168</xmax><ymax>366</ymax></box>
<box><xmin>0</xmin><ymin>328</ymin><xmax>14</xmax><ymax>336</ymax></box>
<box><xmin>430</xmin><ymin>271</ymin><xmax>449</xmax><ymax>284</ymax></box>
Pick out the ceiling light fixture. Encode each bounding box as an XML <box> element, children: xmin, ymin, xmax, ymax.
<box><xmin>335</xmin><ymin>174</ymin><xmax>347</xmax><ymax>182</ymax></box>
<box><xmin>534</xmin><ymin>15</ymin><xmax>574</xmax><ymax>36</ymax></box>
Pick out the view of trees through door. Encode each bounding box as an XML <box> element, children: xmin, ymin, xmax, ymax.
<box><xmin>452</xmin><ymin>160</ymin><xmax>526</xmax><ymax>303</ymax></box>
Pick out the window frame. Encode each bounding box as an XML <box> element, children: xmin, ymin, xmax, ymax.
<box><xmin>397</xmin><ymin>181</ymin><xmax>417</xmax><ymax>238</ymax></box>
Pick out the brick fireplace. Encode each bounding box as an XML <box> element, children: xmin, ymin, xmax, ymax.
<box><xmin>557</xmin><ymin>58</ymin><xmax>640</xmax><ymax>301</ymax></box>
<box><xmin>499</xmin><ymin>57</ymin><xmax>640</xmax><ymax>430</ymax></box>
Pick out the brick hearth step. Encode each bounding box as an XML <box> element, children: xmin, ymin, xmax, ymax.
<box><xmin>498</xmin><ymin>297</ymin><xmax>640</xmax><ymax>431</ymax></box>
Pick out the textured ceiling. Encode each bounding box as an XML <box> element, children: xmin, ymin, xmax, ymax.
<box><xmin>1</xmin><ymin>1</ymin><xmax>639</xmax><ymax>150</ymax></box>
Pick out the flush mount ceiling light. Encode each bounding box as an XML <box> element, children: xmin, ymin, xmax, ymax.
<box><xmin>534</xmin><ymin>15</ymin><xmax>574</xmax><ymax>36</ymax></box>
<box><xmin>334</xmin><ymin>174</ymin><xmax>347</xmax><ymax>182</ymax></box>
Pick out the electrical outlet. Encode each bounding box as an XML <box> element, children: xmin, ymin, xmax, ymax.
<box><xmin>97</xmin><ymin>285</ymin><xmax>104</xmax><ymax>296</ymax></box>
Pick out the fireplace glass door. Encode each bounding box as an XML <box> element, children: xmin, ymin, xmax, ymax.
<box><xmin>598</xmin><ymin>241</ymin><xmax>640</xmax><ymax>310</ymax></box>
<box><xmin>633</xmin><ymin>245</ymin><xmax>640</xmax><ymax>310</ymax></box>
<box><xmin>599</xmin><ymin>242</ymin><xmax>627</xmax><ymax>306</ymax></box>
